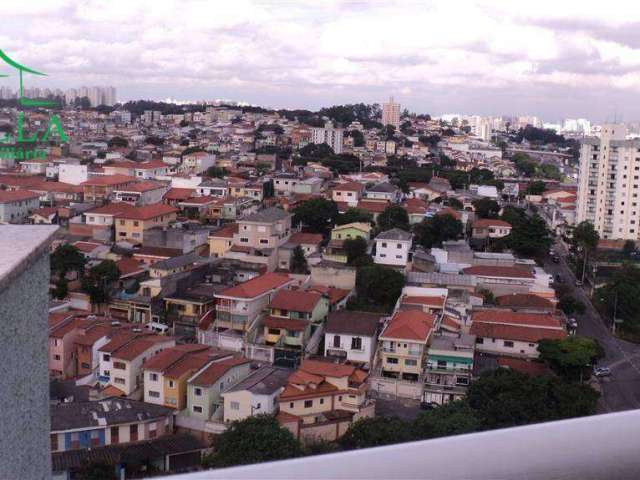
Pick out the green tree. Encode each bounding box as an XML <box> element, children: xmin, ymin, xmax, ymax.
<box><xmin>467</xmin><ymin>369</ymin><xmax>599</xmax><ymax>430</ymax></box>
<box><xmin>293</xmin><ymin>198</ymin><xmax>339</xmax><ymax>234</ymax></box>
<box><xmin>557</xmin><ymin>295</ymin><xmax>586</xmax><ymax>316</ymax></box>
<box><xmin>353</xmin><ymin>264</ymin><xmax>405</xmax><ymax>312</ymax></box>
<box><xmin>623</xmin><ymin>240</ymin><xmax>637</xmax><ymax>257</ymax></box>
<box><xmin>206</xmin><ymin>166</ymin><xmax>228</xmax><ymax>178</ymax></box>
<box><xmin>336</xmin><ymin>208</ymin><xmax>374</xmax><ymax>226</ymax></box>
<box><xmin>81</xmin><ymin>260</ymin><xmax>120</xmax><ymax>305</ymax></box>
<box><xmin>512</xmin><ymin>152</ymin><xmax>537</xmax><ymax>177</ymax></box>
<box><xmin>339</xmin><ymin>417</ymin><xmax>413</xmax><ymax>450</ymax></box>
<box><xmin>412</xmin><ymin>401</ymin><xmax>480</xmax><ymax>439</ymax></box>
<box><xmin>204</xmin><ymin>416</ymin><xmax>302</xmax><ymax>468</ymax></box>
<box><xmin>343</xmin><ymin>237</ymin><xmax>370</xmax><ymax>266</ymax></box>
<box><xmin>413</xmin><ymin>214</ymin><xmax>463</xmax><ymax>248</ymax></box>
<box><xmin>503</xmin><ymin>212</ymin><xmax>552</xmax><ymax>258</ymax></box>
<box><xmin>472</xmin><ymin>198</ymin><xmax>500</xmax><ymax>219</ymax></box>
<box><xmin>50</xmin><ymin>244</ymin><xmax>86</xmax><ymax>278</ymax></box>
<box><xmin>447</xmin><ymin>197</ymin><xmax>463</xmax><ymax>209</ymax></box>
<box><xmin>52</xmin><ymin>277</ymin><xmax>69</xmax><ymax>300</ymax></box>
<box><xmin>572</xmin><ymin>221</ymin><xmax>599</xmax><ymax>283</ymax></box>
<box><xmin>290</xmin><ymin>245</ymin><xmax>309</xmax><ymax>274</ymax></box>
<box><xmin>351</xmin><ymin>130</ymin><xmax>365</xmax><ymax>147</ymax></box>
<box><xmin>377</xmin><ymin>204</ymin><xmax>410</xmax><ymax>232</ymax></box>
<box><xmin>538</xmin><ymin>337</ymin><xmax>604</xmax><ymax>382</ymax></box>
<box><xmin>595</xmin><ymin>263</ymin><xmax>640</xmax><ymax>335</ymax></box>
<box><xmin>145</xmin><ymin>135</ymin><xmax>164</xmax><ymax>146</ymax></box>
<box><xmin>526</xmin><ymin>181</ymin><xmax>546</xmax><ymax>195</ymax></box>
<box><xmin>107</xmin><ymin>136</ymin><xmax>128</xmax><ymax>148</ymax></box>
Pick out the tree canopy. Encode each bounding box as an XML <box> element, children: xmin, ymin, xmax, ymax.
<box><xmin>413</xmin><ymin>214</ymin><xmax>463</xmax><ymax>248</ymax></box>
<box><xmin>595</xmin><ymin>263</ymin><xmax>640</xmax><ymax>336</ymax></box>
<box><xmin>50</xmin><ymin>244</ymin><xmax>86</xmax><ymax>278</ymax></box>
<box><xmin>339</xmin><ymin>417</ymin><xmax>413</xmax><ymax>450</ymax></box>
<box><xmin>472</xmin><ymin>198</ymin><xmax>500</xmax><ymax>219</ymax></box>
<box><xmin>538</xmin><ymin>337</ymin><xmax>604</xmax><ymax>381</ymax></box>
<box><xmin>293</xmin><ymin>198</ymin><xmax>339</xmax><ymax>234</ymax></box>
<box><xmin>336</xmin><ymin>208</ymin><xmax>374</xmax><ymax>226</ymax></box>
<box><xmin>377</xmin><ymin>204</ymin><xmax>410</xmax><ymax>232</ymax></box>
<box><xmin>204</xmin><ymin>416</ymin><xmax>303</xmax><ymax>468</ymax></box>
<box><xmin>290</xmin><ymin>245</ymin><xmax>309</xmax><ymax>274</ymax></box>
<box><xmin>343</xmin><ymin>237</ymin><xmax>372</xmax><ymax>266</ymax></box>
<box><xmin>500</xmin><ymin>207</ymin><xmax>552</xmax><ymax>258</ymax></box>
<box><xmin>352</xmin><ymin>264</ymin><xmax>405</xmax><ymax>312</ymax></box>
<box><xmin>81</xmin><ymin>260</ymin><xmax>120</xmax><ymax>305</ymax></box>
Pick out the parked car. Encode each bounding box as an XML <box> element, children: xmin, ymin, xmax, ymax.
<box><xmin>568</xmin><ymin>318</ymin><xmax>578</xmax><ymax>329</ymax></box>
<box><xmin>594</xmin><ymin>367</ymin><xmax>612</xmax><ymax>378</ymax></box>
<box><xmin>555</xmin><ymin>274</ymin><xmax>564</xmax><ymax>284</ymax></box>
<box><xmin>420</xmin><ymin>401</ymin><xmax>438</xmax><ymax>410</ymax></box>
<box><xmin>552</xmin><ymin>255</ymin><xmax>560</xmax><ymax>263</ymax></box>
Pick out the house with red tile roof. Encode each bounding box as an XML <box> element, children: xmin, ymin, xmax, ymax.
<box><xmin>81</xmin><ymin>174</ymin><xmax>137</xmax><ymax>203</ymax></box>
<box><xmin>142</xmin><ymin>345</ymin><xmax>227</xmax><ymax>409</ymax></box>
<box><xmin>277</xmin><ymin>359</ymin><xmax>374</xmax><ymax>444</ymax></box>
<box><xmin>0</xmin><ymin>189</ymin><xmax>40</xmax><ymax>223</ymax></box>
<box><xmin>470</xmin><ymin>308</ymin><xmax>566</xmax><ymax>359</ymax></box>
<box><xmin>472</xmin><ymin>218</ymin><xmax>512</xmax><ymax>239</ymax></box>
<box><xmin>114</xmin><ymin>203</ymin><xmax>178</xmax><ymax>244</ymax></box>
<box><xmin>330</xmin><ymin>181</ymin><xmax>365</xmax><ymax>207</ymax></box>
<box><xmin>378</xmin><ymin>310</ymin><xmax>436</xmax><ymax>382</ymax></box>
<box><xmin>98</xmin><ymin>333</ymin><xmax>176</xmax><ymax>395</ymax></box>
<box><xmin>113</xmin><ymin>181</ymin><xmax>168</xmax><ymax>206</ymax></box>
<box><xmin>208</xmin><ymin>223</ymin><xmax>239</xmax><ymax>258</ymax></box>
<box><xmin>186</xmin><ymin>357</ymin><xmax>252</xmax><ymax>421</ymax></box>
<box><xmin>289</xmin><ymin>232</ymin><xmax>323</xmax><ymax>256</ymax></box>
<box><xmin>214</xmin><ymin>272</ymin><xmax>295</xmax><ymax>334</ymax></box>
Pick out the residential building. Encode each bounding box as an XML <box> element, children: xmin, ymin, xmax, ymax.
<box><xmin>81</xmin><ymin>175</ymin><xmax>137</xmax><ymax>203</ymax></box>
<box><xmin>208</xmin><ymin>223</ymin><xmax>238</xmax><ymax>258</ymax></box>
<box><xmin>471</xmin><ymin>219</ymin><xmax>512</xmax><ymax>239</ymax></box>
<box><xmin>182</xmin><ymin>151</ymin><xmax>215</xmax><ymax>174</ymax></box>
<box><xmin>186</xmin><ymin>357</ymin><xmax>252</xmax><ymax>421</ymax></box>
<box><xmin>277</xmin><ymin>359</ymin><xmax>374</xmax><ymax>444</ymax></box>
<box><xmin>423</xmin><ymin>333</ymin><xmax>475</xmax><ymax>405</ymax></box>
<box><xmin>331</xmin><ymin>182</ymin><xmax>365</xmax><ymax>207</ymax></box>
<box><xmin>213</xmin><ymin>272</ymin><xmax>295</xmax><ymax>334</ymax></box>
<box><xmin>289</xmin><ymin>232</ymin><xmax>323</xmax><ymax>256</ymax></box>
<box><xmin>378</xmin><ymin>310</ymin><xmax>436</xmax><ymax>382</ymax></box>
<box><xmin>364</xmin><ymin>182</ymin><xmax>402</xmax><ymax>203</ymax></box>
<box><xmin>323</xmin><ymin>222</ymin><xmax>372</xmax><ymax>263</ymax></box>
<box><xmin>0</xmin><ymin>190</ymin><xmax>40</xmax><ymax>223</ymax></box>
<box><xmin>324</xmin><ymin>311</ymin><xmax>381</xmax><ymax>366</ymax></box>
<box><xmin>233</xmin><ymin>207</ymin><xmax>292</xmax><ymax>250</ymax></box>
<box><xmin>114</xmin><ymin>204</ymin><xmax>178</xmax><ymax>243</ymax></box>
<box><xmin>374</xmin><ymin>228</ymin><xmax>413</xmax><ymax>267</ymax></box>
<box><xmin>382</xmin><ymin>96</ymin><xmax>401</xmax><ymax>130</ymax></box>
<box><xmin>112</xmin><ymin>181</ymin><xmax>167</xmax><ymax>206</ymax></box>
<box><xmin>50</xmin><ymin>398</ymin><xmax>174</xmax><ymax>452</ymax></box>
<box><xmin>98</xmin><ymin>334</ymin><xmax>176</xmax><ymax>396</ymax></box>
<box><xmin>576</xmin><ymin>124</ymin><xmax>639</xmax><ymax>240</ymax></box>
<box><xmin>311</xmin><ymin>121</ymin><xmax>344</xmax><ymax>154</ymax></box>
<box><xmin>470</xmin><ymin>309</ymin><xmax>567</xmax><ymax>359</ymax></box>
<box><xmin>221</xmin><ymin>366</ymin><xmax>291</xmax><ymax>423</ymax></box>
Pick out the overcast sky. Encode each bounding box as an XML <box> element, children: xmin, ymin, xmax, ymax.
<box><xmin>2</xmin><ymin>0</ymin><xmax>640</xmax><ymax>122</ymax></box>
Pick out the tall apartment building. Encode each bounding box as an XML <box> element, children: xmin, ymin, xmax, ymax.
<box><xmin>576</xmin><ymin>124</ymin><xmax>640</xmax><ymax>240</ymax></box>
<box><xmin>382</xmin><ymin>96</ymin><xmax>401</xmax><ymax>130</ymax></box>
<box><xmin>311</xmin><ymin>121</ymin><xmax>343</xmax><ymax>154</ymax></box>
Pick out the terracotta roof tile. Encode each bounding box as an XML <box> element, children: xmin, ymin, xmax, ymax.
<box><xmin>269</xmin><ymin>290</ymin><xmax>322</xmax><ymax>313</ymax></box>
<box><xmin>462</xmin><ymin>265</ymin><xmax>534</xmax><ymax>279</ymax></box>
<box><xmin>218</xmin><ymin>272</ymin><xmax>292</xmax><ymax>299</ymax></box>
<box><xmin>470</xmin><ymin>322</ymin><xmax>567</xmax><ymax>343</ymax></box>
<box><xmin>115</xmin><ymin>203</ymin><xmax>178</xmax><ymax>220</ymax></box>
<box><xmin>189</xmin><ymin>357</ymin><xmax>250</xmax><ymax>386</ymax></box>
<box><xmin>471</xmin><ymin>310</ymin><xmax>563</xmax><ymax>328</ymax></box>
<box><xmin>263</xmin><ymin>316</ymin><xmax>309</xmax><ymax>331</ymax></box>
<box><xmin>380</xmin><ymin>310</ymin><xmax>435</xmax><ymax>342</ymax></box>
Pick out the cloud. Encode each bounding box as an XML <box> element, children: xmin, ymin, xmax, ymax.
<box><xmin>1</xmin><ymin>0</ymin><xmax>640</xmax><ymax>119</ymax></box>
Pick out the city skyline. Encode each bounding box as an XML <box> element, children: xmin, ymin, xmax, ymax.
<box><xmin>1</xmin><ymin>1</ymin><xmax>640</xmax><ymax>121</ymax></box>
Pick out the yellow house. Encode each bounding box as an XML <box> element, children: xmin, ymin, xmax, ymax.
<box><xmin>208</xmin><ymin>223</ymin><xmax>238</xmax><ymax>258</ymax></box>
<box><xmin>378</xmin><ymin>310</ymin><xmax>435</xmax><ymax>382</ymax></box>
<box><xmin>115</xmin><ymin>204</ymin><xmax>178</xmax><ymax>244</ymax></box>
<box><xmin>143</xmin><ymin>345</ymin><xmax>217</xmax><ymax>409</ymax></box>
<box><xmin>323</xmin><ymin>222</ymin><xmax>372</xmax><ymax>263</ymax></box>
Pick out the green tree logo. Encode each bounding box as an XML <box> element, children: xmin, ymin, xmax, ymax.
<box><xmin>0</xmin><ymin>49</ymin><xmax>56</xmax><ymax>107</ymax></box>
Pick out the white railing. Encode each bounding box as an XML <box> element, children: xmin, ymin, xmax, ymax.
<box><xmin>162</xmin><ymin>410</ymin><xmax>640</xmax><ymax>479</ymax></box>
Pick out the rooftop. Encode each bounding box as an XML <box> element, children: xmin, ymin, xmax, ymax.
<box><xmin>223</xmin><ymin>366</ymin><xmax>291</xmax><ymax>395</ymax></box>
<box><xmin>325</xmin><ymin>310</ymin><xmax>381</xmax><ymax>336</ymax></box>
<box><xmin>242</xmin><ymin>207</ymin><xmax>290</xmax><ymax>223</ymax></box>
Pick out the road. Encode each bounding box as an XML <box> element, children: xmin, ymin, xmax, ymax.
<box><xmin>547</xmin><ymin>239</ymin><xmax>640</xmax><ymax>412</ymax></box>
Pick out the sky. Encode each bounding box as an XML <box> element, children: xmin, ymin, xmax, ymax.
<box><xmin>2</xmin><ymin>0</ymin><xmax>640</xmax><ymax>122</ymax></box>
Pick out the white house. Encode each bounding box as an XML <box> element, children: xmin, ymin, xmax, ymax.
<box><xmin>221</xmin><ymin>366</ymin><xmax>290</xmax><ymax>423</ymax></box>
<box><xmin>0</xmin><ymin>190</ymin><xmax>40</xmax><ymax>224</ymax></box>
<box><xmin>374</xmin><ymin>228</ymin><xmax>413</xmax><ymax>267</ymax></box>
<box><xmin>324</xmin><ymin>311</ymin><xmax>381</xmax><ymax>366</ymax></box>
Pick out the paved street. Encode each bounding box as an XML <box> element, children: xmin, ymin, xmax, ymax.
<box><xmin>547</xmin><ymin>239</ymin><xmax>640</xmax><ymax>412</ymax></box>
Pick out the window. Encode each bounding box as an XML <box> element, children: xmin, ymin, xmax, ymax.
<box><xmin>53</xmin><ymin>354</ymin><xmax>61</xmax><ymax>361</ymax></box>
<box><xmin>504</xmin><ymin>340</ymin><xmax>514</xmax><ymax>348</ymax></box>
<box><xmin>103</xmin><ymin>354</ymin><xmax>110</xmax><ymax>361</ymax></box>
<box><xmin>268</xmin><ymin>328</ymin><xmax>281</xmax><ymax>335</ymax></box>
<box><xmin>114</xmin><ymin>377</ymin><xmax>125</xmax><ymax>385</ymax></box>
<box><xmin>259</xmin><ymin>239</ymin><xmax>269</xmax><ymax>244</ymax></box>
<box><xmin>437</xmin><ymin>360</ymin><xmax>447</xmax><ymax>369</ymax></box>
<box><xmin>289</xmin><ymin>402</ymin><xmax>294</xmax><ymax>408</ymax></box>
<box><xmin>81</xmin><ymin>362</ymin><xmax>90</xmax><ymax>369</ymax></box>
<box><xmin>193</xmin><ymin>405</ymin><xmax>203</xmax><ymax>413</ymax></box>
<box><xmin>119</xmin><ymin>220</ymin><xmax>125</xmax><ymax>226</ymax></box>
<box><xmin>148</xmin><ymin>390</ymin><xmax>160</xmax><ymax>398</ymax></box>
<box><xmin>381</xmin><ymin>242</ymin><xmax>387</xmax><ymax>248</ymax></box>
<box><xmin>113</xmin><ymin>361</ymin><xmax>126</xmax><ymax>370</ymax></box>
<box><xmin>397</xmin><ymin>243</ymin><xmax>402</xmax><ymax>249</ymax></box>
<box><xmin>333</xmin><ymin>335</ymin><xmax>341</xmax><ymax>348</ymax></box>
<box><xmin>130</xmin><ymin>424</ymin><xmax>139</xmax><ymax>441</ymax></box>
<box><xmin>476</xmin><ymin>337</ymin><xmax>484</xmax><ymax>344</ymax></box>
<box><xmin>304</xmin><ymin>400</ymin><xmax>313</xmax><ymax>408</ymax></box>
<box><xmin>194</xmin><ymin>388</ymin><xmax>202</xmax><ymax>396</ymax></box>
<box><xmin>149</xmin><ymin>373</ymin><xmax>158</xmax><ymax>381</ymax></box>
<box><xmin>169</xmin><ymin>380</ymin><xmax>175</xmax><ymax>388</ymax></box>
<box><xmin>351</xmin><ymin>337</ymin><xmax>362</xmax><ymax>351</ymax></box>
<box><xmin>288</xmin><ymin>330</ymin><xmax>300</xmax><ymax>338</ymax></box>
<box><xmin>111</xmin><ymin>426</ymin><xmax>119</xmax><ymax>444</ymax></box>
<box><xmin>386</xmin><ymin>357</ymin><xmax>399</xmax><ymax>364</ymax></box>
<box><xmin>230</xmin><ymin>401</ymin><xmax>240</xmax><ymax>410</ymax></box>
<box><xmin>405</xmin><ymin>359</ymin><xmax>417</xmax><ymax>366</ymax></box>
<box><xmin>50</xmin><ymin>434</ymin><xmax>58</xmax><ymax>451</ymax></box>
<box><xmin>149</xmin><ymin>422</ymin><xmax>157</xmax><ymax>439</ymax></box>
<box><xmin>320</xmin><ymin>398</ymin><xmax>324</xmax><ymax>404</ymax></box>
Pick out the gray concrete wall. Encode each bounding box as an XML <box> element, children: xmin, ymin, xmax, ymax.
<box><xmin>0</xmin><ymin>250</ymin><xmax>52</xmax><ymax>479</ymax></box>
